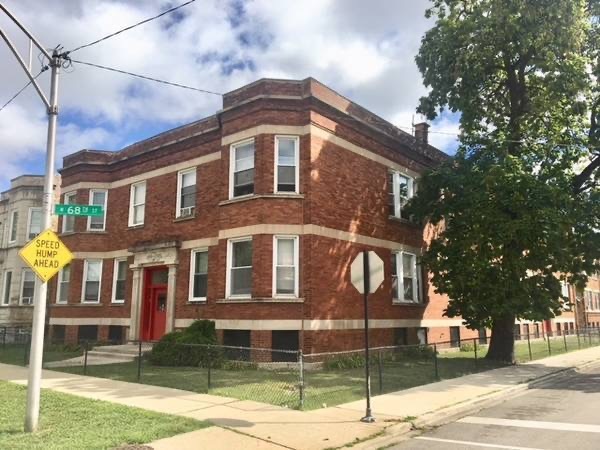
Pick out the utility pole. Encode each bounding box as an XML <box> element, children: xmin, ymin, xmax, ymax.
<box><xmin>0</xmin><ymin>3</ymin><xmax>61</xmax><ymax>432</ymax></box>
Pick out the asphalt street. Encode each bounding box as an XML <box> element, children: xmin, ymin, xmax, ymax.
<box><xmin>391</xmin><ymin>364</ymin><xmax>600</xmax><ymax>450</ymax></box>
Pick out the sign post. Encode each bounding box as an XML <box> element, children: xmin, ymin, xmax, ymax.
<box><xmin>350</xmin><ymin>250</ymin><xmax>384</xmax><ymax>423</ymax></box>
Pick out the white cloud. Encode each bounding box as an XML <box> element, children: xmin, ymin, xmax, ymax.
<box><xmin>0</xmin><ymin>0</ymin><xmax>444</xmax><ymax>189</ymax></box>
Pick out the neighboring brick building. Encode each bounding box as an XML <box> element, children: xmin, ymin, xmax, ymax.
<box><xmin>0</xmin><ymin>175</ymin><xmax>59</xmax><ymax>330</ymax></box>
<box><xmin>48</xmin><ymin>77</ymin><xmax>529</xmax><ymax>353</ymax></box>
<box><xmin>581</xmin><ymin>273</ymin><xmax>600</xmax><ymax>328</ymax></box>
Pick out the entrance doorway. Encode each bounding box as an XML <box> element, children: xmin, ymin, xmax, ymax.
<box><xmin>141</xmin><ymin>267</ymin><xmax>168</xmax><ymax>341</ymax></box>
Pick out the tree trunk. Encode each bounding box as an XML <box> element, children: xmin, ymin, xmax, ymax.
<box><xmin>485</xmin><ymin>315</ymin><xmax>516</xmax><ymax>364</ymax></box>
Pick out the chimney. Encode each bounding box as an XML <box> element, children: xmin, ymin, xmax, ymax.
<box><xmin>414</xmin><ymin>122</ymin><xmax>430</xmax><ymax>145</ymax></box>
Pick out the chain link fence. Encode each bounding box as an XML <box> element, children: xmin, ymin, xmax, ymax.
<box><xmin>3</xmin><ymin>326</ymin><xmax>600</xmax><ymax>410</ymax></box>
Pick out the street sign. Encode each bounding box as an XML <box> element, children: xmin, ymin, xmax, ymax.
<box><xmin>19</xmin><ymin>229</ymin><xmax>74</xmax><ymax>283</ymax></box>
<box><xmin>351</xmin><ymin>251</ymin><xmax>384</xmax><ymax>294</ymax></box>
<box><xmin>55</xmin><ymin>204</ymin><xmax>104</xmax><ymax>217</ymax></box>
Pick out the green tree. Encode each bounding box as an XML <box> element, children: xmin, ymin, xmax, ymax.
<box><xmin>411</xmin><ymin>0</ymin><xmax>600</xmax><ymax>362</ymax></box>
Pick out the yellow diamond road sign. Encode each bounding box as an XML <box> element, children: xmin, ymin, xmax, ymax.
<box><xmin>19</xmin><ymin>229</ymin><xmax>74</xmax><ymax>283</ymax></box>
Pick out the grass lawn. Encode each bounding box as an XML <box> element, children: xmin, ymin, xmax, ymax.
<box><xmin>24</xmin><ymin>333</ymin><xmax>600</xmax><ymax>412</ymax></box>
<box><xmin>0</xmin><ymin>380</ymin><xmax>208</xmax><ymax>450</ymax></box>
<box><xmin>0</xmin><ymin>344</ymin><xmax>82</xmax><ymax>366</ymax></box>
<box><xmin>55</xmin><ymin>355</ymin><xmax>503</xmax><ymax>410</ymax></box>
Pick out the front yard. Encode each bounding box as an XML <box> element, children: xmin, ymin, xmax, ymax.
<box><xmin>0</xmin><ymin>380</ymin><xmax>208</xmax><ymax>449</ymax></box>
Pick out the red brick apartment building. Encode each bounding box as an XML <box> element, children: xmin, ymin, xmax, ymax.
<box><xmin>48</xmin><ymin>77</ymin><xmax>529</xmax><ymax>353</ymax></box>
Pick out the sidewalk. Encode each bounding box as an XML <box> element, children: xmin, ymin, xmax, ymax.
<box><xmin>2</xmin><ymin>346</ymin><xmax>600</xmax><ymax>450</ymax></box>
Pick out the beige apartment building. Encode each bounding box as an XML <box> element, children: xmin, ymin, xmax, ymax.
<box><xmin>0</xmin><ymin>175</ymin><xmax>59</xmax><ymax>330</ymax></box>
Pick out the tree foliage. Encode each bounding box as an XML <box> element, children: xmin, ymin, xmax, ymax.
<box><xmin>411</xmin><ymin>0</ymin><xmax>600</xmax><ymax>362</ymax></box>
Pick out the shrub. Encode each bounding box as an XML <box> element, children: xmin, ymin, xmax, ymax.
<box><xmin>324</xmin><ymin>353</ymin><xmax>367</xmax><ymax>370</ymax></box>
<box><xmin>149</xmin><ymin>320</ymin><xmax>222</xmax><ymax>367</ymax></box>
<box><xmin>460</xmin><ymin>342</ymin><xmax>475</xmax><ymax>352</ymax></box>
<box><xmin>395</xmin><ymin>345</ymin><xmax>436</xmax><ymax>360</ymax></box>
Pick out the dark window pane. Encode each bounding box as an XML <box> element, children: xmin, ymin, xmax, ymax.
<box><xmin>181</xmin><ymin>185</ymin><xmax>196</xmax><ymax>208</ymax></box>
<box><xmin>151</xmin><ymin>270</ymin><xmax>168</xmax><ymax>285</ymax></box>
<box><xmin>276</xmin><ymin>267</ymin><xmax>295</xmax><ymax>294</ymax></box>
<box><xmin>231</xmin><ymin>267</ymin><xmax>252</xmax><ymax>295</ymax></box>
<box><xmin>85</xmin><ymin>281</ymin><xmax>99</xmax><ymax>302</ymax></box>
<box><xmin>403</xmin><ymin>277</ymin><xmax>414</xmax><ymax>300</ymax></box>
<box><xmin>232</xmin><ymin>241</ymin><xmax>252</xmax><ymax>267</ymax></box>
<box><xmin>234</xmin><ymin>168</ymin><xmax>254</xmax><ymax>196</ymax></box>
<box><xmin>115</xmin><ymin>280</ymin><xmax>126</xmax><ymax>300</ymax></box>
<box><xmin>277</xmin><ymin>166</ymin><xmax>295</xmax><ymax>191</ymax></box>
<box><xmin>193</xmin><ymin>274</ymin><xmax>207</xmax><ymax>298</ymax></box>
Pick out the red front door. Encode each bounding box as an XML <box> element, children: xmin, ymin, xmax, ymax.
<box><xmin>141</xmin><ymin>267</ymin><xmax>168</xmax><ymax>341</ymax></box>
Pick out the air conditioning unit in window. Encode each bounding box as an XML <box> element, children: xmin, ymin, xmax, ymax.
<box><xmin>22</xmin><ymin>297</ymin><xmax>33</xmax><ymax>305</ymax></box>
<box><xmin>179</xmin><ymin>206</ymin><xmax>195</xmax><ymax>218</ymax></box>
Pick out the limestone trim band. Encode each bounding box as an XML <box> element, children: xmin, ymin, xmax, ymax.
<box><xmin>49</xmin><ymin>317</ymin><xmax>130</xmax><ymax>326</ymax></box>
<box><xmin>72</xmin><ymin>223</ymin><xmax>422</xmax><ymax>260</ymax></box>
<box><xmin>61</xmin><ymin>151</ymin><xmax>221</xmax><ymax>192</ymax></box>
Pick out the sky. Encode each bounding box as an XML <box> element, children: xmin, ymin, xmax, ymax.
<box><xmin>0</xmin><ymin>0</ymin><xmax>460</xmax><ymax>191</ymax></box>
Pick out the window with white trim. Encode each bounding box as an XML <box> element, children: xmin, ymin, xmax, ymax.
<box><xmin>189</xmin><ymin>249</ymin><xmax>208</xmax><ymax>301</ymax></box>
<box><xmin>112</xmin><ymin>259</ymin><xmax>127</xmax><ymax>303</ymax></box>
<box><xmin>62</xmin><ymin>192</ymin><xmax>76</xmax><ymax>233</ymax></box>
<box><xmin>129</xmin><ymin>181</ymin><xmax>146</xmax><ymax>226</ymax></box>
<box><xmin>391</xmin><ymin>251</ymin><xmax>421</xmax><ymax>303</ymax></box>
<box><xmin>20</xmin><ymin>269</ymin><xmax>35</xmax><ymax>305</ymax></box>
<box><xmin>176</xmin><ymin>168</ymin><xmax>196</xmax><ymax>218</ymax></box>
<box><xmin>227</xmin><ymin>238</ymin><xmax>252</xmax><ymax>297</ymax></box>
<box><xmin>1</xmin><ymin>271</ymin><xmax>11</xmax><ymax>306</ymax></box>
<box><xmin>275</xmin><ymin>136</ymin><xmax>299</xmax><ymax>193</ymax></box>
<box><xmin>82</xmin><ymin>260</ymin><xmax>102</xmax><ymax>303</ymax></box>
<box><xmin>388</xmin><ymin>171</ymin><xmax>415</xmax><ymax>220</ymax></box>
<box><xmin>9</xmin><ymin>210</ymin><xmax>18</xmax><ymax>243</ymax></box>
<box><xmin>273</xmin><ymin>236</ymin><xmax>299</xmax><ymax>297</ymax></box>
<box><xmin>28</xmin><ymin>207</ymin><xmax>42</xmax><ymax>239</ymax></box>
<box><xmin>88</xmin><ymin>190</ymin><xmax>107</xmax><ymax>231</ymax></box>
<box><xmin>56</xmin><ymin>265</ymin><xmax>70</xmax><ymax>304</ymax></box>
<box><xmin>230</xmin><ymin>140</ymin><xmax>255</xmax><ymax>198</ymax></box>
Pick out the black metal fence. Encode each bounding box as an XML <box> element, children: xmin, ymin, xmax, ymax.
<box><xmin>3</xmin><ymin>326</ymin><xmax>600</xmax><ymax>410</ymax></box>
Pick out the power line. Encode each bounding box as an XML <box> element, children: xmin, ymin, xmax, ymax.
<box><xmin>66</xmin><ymin>0</ymin><xmax>197</xmax><ymax>55</ymax></box>
<box><xmin>70</xmin><ymin>59</ymin><xmax>222</xmax><ymax>96</ymax></box>
<box><xmin>0</xmin><ymin>68</ymin><xmax>46</xmax><ymax>113</ymax></box>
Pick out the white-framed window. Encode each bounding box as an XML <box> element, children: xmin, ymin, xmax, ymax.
<box><xmin>274</xmin><ymin>136</ymin><xmax>299</xmax><ymax>193</ymax></box>
<box><xmin>230</xmin><ymin>139</ymin><xmax>255</xmax><ymax>198</ymax></box>
<box><xmin>1</xmin><ymin>271</ymin><xmax>12</xmax><ymax>306</ymax></box>
<box><xmin>176</xmin><ymin>168</ymin><xmax>196</xmax><ymax>218</ymax></box>
<box><xmin>391</xmin><ymin>251</ymin><xmax>421</xmax><ymax>303</ymax></box>
<box><xmin>27</xmin><ymin>207</ymin><xmax>42</xmax><ymax>239</ymax></box>
<box><xmin>111</xmin><ymin>259</ymin><xmax>128</xmax><ymax>303</ymax></box>
<box><xmin>226</xmin><ymin>237</ymin><xmax>252</xmax><ymax>298</ymax></box>
<box><xmin>129</xmin><ymin>181</ymin><xmax>146</xmax><ymax>226</ymax></box>
<box><xmin>8</xmin><ymin>210</ymin><xmax>18</xmax><ymax>243</ymax></box>
<box><xmin>388</xmin><ymin>171</ymin><xmax>415</xmax><ymax>220</ymax></box>
<box><xmin>82</xmin><ymin>260</ymin><xmax>103</xmax><ymax>303</ymax></box>
<box><xmin>56</xmin><ymin>265</ymin><xmax>70</xmax><ymax>304</ymax></box>
<box><xmin>62</xmin><ymin>191</ymin><xmax>77</xmax><ymax>233</ymax></box>
<box><xmin>87</xmin><ymin>189</ymin><xmax>107</xmax><ymax>231</ymax></box>
<box><xmin>20</xmin><ymin>269</ymin><xmax>35</xmax><ymax>305</ymax></box>
<box><xmin>273</xmin><ymin>235</ymin><xmax>299</xmax><ymax>297</ymax></box>
<box><xmin>189</xmin><ymin>249</ymin><xmax>208</xmax><ymax>301</ymax></box>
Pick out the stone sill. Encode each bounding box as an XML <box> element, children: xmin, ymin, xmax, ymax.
<box><xmin>219</xmin><ymin>193</ymin><xmax>304</xmax><ymax>206</ymax></box>
<box><xmin>51</xmin><ymin>303</ymin><xmax>103</xmax><ymax>307</ymax></box>
<box><xmin>388</xmin><ymin>215</ymin><xmax>421</xmax><ymax>227</ymax></box>
<box><xmin>392</xmin><ymin>301</ymin><xmax>426</xmax><ymax>308</ymax></box>
<box><xmin>173</xmin><ymin>214</ymin><xmax>195</xmax><ymax>223</ymax></box>
<box><xmin>216</xmin><ymin>297</ymin><xmax>304</xmax><ymax>304</ymax></box>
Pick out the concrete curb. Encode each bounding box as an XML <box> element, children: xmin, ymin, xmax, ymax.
<box><xmin>344</xmin><ymin>357</ymin><xmax>600</xmax><ymax>450</ymax></box>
